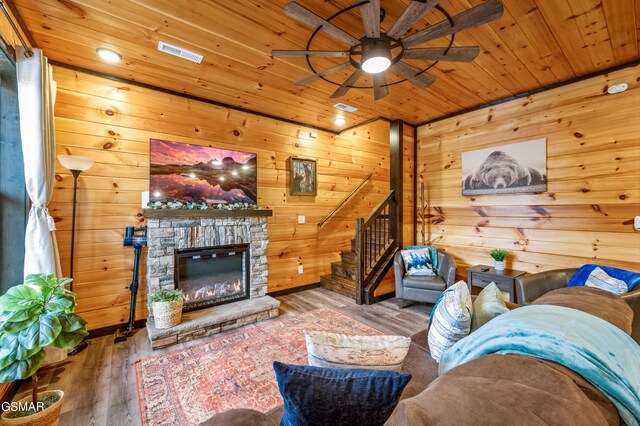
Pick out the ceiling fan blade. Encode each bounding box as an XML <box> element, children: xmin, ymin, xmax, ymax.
<box><xmin>272</xmin><ymin>50</ymin><xmax>350</xmax><ymax>58</ymax></box>
<box><xmin>403</xmin><ymin>46</ymin><xmax>480</xmax><ymax>62</ymax></box>
<box><xmin>391</xmin><ymin>61</ymin><xmax>436</xmax><ymax>89</ymax></box>
<box><xmin>360</xmin><ymin>0</ymin><xmax>380</xmax><ymax>38</ymax></box>
<box><xmin>373</xmin><ymin>73</ymin><xmax>389</xmax><ymax>100</ymax></box>
<box><xmin>387</xmin><ymin>0</ymin><xmax>441</xmax><ymax>39</ymax></box>
<box><xmin>402</xmin><ymin>0</ymin><xmax>504</xmax><ymax>48</ymax></box>
<box><xmin>294</xmin><ymin>62</ymin><xmax>351</xmax><ymax>86</ymax></box>
<box><xmin>284</xmin><ymin>2</ymin><xmax>360</xmax><ymax>46</ymax></box>
<box><xmin>330</xmin><ymin>69</ymin><xmax>363</xmax><ymax>98</ymax></box>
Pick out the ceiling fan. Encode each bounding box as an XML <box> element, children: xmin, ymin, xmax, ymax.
<box><xmin>272</xmin><ymin>0</ymin><xmax>504</xmax><ymax>100</ymax></box>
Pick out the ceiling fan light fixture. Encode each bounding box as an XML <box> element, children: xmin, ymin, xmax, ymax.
<box><xmin>361</xmin><ymin>41</ymin><xmax>392</xmax><ymax>74</ymax></box>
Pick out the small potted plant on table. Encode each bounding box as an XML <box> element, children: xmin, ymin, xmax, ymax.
<box><xmin>0</xmin><ymin>274</ymin><xmax>88</xmax><ymax>426</ymax></box>
<box><xmin>149</xmin><ymin>289</ymin><xmax>185</xmax><ymax>329</ymax></box>
<box><xmin>489</xmin><ymin>249</ymin><xmax>508</xmax><ymax>271</ymax></box>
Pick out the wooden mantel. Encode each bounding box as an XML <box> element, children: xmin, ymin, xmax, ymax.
<box><xmin>143</xmin><ymin>208</ymin><xmax>273</xmax><ymax>219</ymax></box>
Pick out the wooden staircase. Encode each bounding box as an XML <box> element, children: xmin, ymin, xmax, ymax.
<box><xmin>320</xmin><ymin>240</ymin><xmax>358</xmax><ymax>299</ymax></box>
<box><xmin>320</xmin><ymin>192</ymin><xmax>399</xmax><ymax>304</ymax></box>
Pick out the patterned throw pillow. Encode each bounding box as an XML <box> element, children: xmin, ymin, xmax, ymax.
<box><xmin>585</xmin><ymin>267</ymin><xmax>628</xmax><ymax>295</ymax></box>
<box><xmin>471</xmin><ymin>282</ymin><xmax>510</xmax><ymax>332</ymax></box>
<box><xmin>427</xmin><ymin>281</ymin><xmax>472</xmax><ymax>362</ymax></box>
<box><xmin>400</xmin><ymin>248</ymin><xmax>436</xmax><ymax>276</ymax></box>
<box><xmin>304</xmin><ymin>331</ymin><xmax>411</xmax><ymax>372</ymax></box>
<box><xmin>274</xmin><ymin>361</ymin><xmax>411</xmax><ymax>426</ymax></box>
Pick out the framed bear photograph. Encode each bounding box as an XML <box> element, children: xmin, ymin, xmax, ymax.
<box><xmin>461</xmin><ymin>138</ymin><xmax>547</xmax><ymax>196</ymax></box>
<box><xmin>289</xmin><ymin>157</ymin><xmax>317</xmax><ymax>196</ymax></box>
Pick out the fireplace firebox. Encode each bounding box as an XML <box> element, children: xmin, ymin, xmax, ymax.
<box><xmin>174</xmin><ymin>244</ymin><xmax>250</xmax><ymax>312</ymax></box>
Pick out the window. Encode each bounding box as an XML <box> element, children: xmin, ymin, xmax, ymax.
<box><xmin>0</xmin><ymin>46</ymin><xmax>27</xmax><ymax>291</ymax></box>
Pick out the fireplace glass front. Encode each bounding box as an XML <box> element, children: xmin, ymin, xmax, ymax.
<box><xmin>174</xmin><ymin>244</ymin><xmax>250</xmax><ymax>312</ymax></box>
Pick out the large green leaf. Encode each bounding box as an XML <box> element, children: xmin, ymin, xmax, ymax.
<box><xmin>0</xmin><ymin>334</ymin><xmax>40</xmax><ymax>368</ymax></box>
<box><xmin>0</xmin><ymin>316</ymin><xmax>38</xmax><ymax>333</ymax></box>
<box><xmin>0</xmin><ymin>350</ymin><xmax>45</xmax><ymax>382</ymax></box>
<box><xmin>57</xmin><ymin>313</ymin><xmax>87</xmax><ymax>333</ymax></box>
<box><xmin>0</xmin><ymin>305</ymin><xmax>42</xmax><ymax>323</ymax></box>
<box><xmin>51</xmin><ymin>329</ymin><xmax>89</xmax><ymax>349</ymax></box>
<box><xmin>0</xmin><ymin>285</ymin><xmax>40</xmax><ymax>312</ymax></box>
<box><xmin>17</xmin><ymin>313</ymin><xmax>61</xmax><ymax>350</ymax></box>
<box><xmin>45</xmin><ymin>294</ymin><xmax>75</xmax><ymax>314</ymax></box>
<box><xmin>25</xmin><ymin>274</ymin><xmax>59</xmax><ymax>299</ymax></box>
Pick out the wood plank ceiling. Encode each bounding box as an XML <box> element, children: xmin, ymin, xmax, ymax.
<box><xmin>11</xmin><ymin>0</ymin><xmax>640</xmax><ymax>131</ymax></box>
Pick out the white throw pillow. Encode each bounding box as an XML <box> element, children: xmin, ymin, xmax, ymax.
<box><xmin>400</xmin><ymin>248</ymin><xmax>436</xmax><ymax>276</ymax></box>
<box><xmin>428</xmin><ymin>281</ymin><xmax>472</xmax><ymax>362</ymax></box>
<box><xmin>304</xmin><ymin>331</ymin><xmax>411</xmax><ymax>372</ymax></box>
<box><xmin>585</xmin><ymin>267</ymin><xmax>628</xmax><ymax>295</ymax></box>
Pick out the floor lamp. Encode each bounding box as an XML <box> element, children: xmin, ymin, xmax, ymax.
<box><xmin>58</xmin><ymin>155</ymin><xmax>94</xmax><ymax>356</ymax></box>
<box><xmin>58</xmin><ymin>155</ymin><xmax>94</xmax><ymax>288</ymax></box>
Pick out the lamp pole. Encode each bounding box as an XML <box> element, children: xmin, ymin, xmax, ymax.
<box><xmin>69</xmin><ymin>169</ymin><xmax>81</xmax><ymax>287</ymax></box>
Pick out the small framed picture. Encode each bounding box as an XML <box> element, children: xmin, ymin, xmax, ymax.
<box><xmin>289</xmin><ymin>157</ymin><xmax>317</xmax><ymax>196</ymax></box>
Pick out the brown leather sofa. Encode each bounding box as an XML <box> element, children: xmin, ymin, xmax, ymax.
<box><xmin>516</xmin><ymin>268</ymin><xmax>640</xmax><ymax>343</ymax></box>
<box><xmin>200</xmin><ymin>287</ymin><xmax>635</xmax><ymax>426</ymax></box>
<box><xmin>393</xmin><ymin>248</ymin><xmax>456</xmax><ymax>307</ymax></box>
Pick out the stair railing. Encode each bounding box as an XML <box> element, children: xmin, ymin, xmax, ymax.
<box><xmin>317</xmin><ymin>173</ymin><xmax>372</xmax><ymax>228</ymax></box>
<box><xmin>354</xmin><ymin>190</ymin><xmax>398</xmax><ymax>304</ymax></box>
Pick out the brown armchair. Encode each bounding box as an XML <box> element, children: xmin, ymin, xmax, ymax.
<box><xmin>394</xmin><ymin>248</ymin><xmax>457</xmax><ymax>307</ymax></box>
<box><xmin>516</xmin><ymin>268</ymin><xmax>640</xmax><ymax>343</ymax></box>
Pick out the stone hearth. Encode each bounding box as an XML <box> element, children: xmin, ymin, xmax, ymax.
<box><xmin>144</xmin><ymin>209</ymin><xmax>279</xmax><ymax>349</ymax></box>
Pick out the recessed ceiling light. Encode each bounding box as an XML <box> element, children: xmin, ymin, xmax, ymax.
<box><xmin>96</xmin><ymin>48</ymin><xmax>122</xmax><ymax>63</ymax></box>
<box><xmin>607</xmin><ymin>83</ymin><xmax>628</xmax><ymax>94</ymax></box>
<box><xmin>334</xmin><ymin>117</ymin><xmax>346</xmax><ymax>126</ymax></box>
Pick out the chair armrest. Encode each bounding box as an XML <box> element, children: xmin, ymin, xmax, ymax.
<box><xmin>515</xmin><ymin>269</ymin><xmax>578</xmax><ymax>305</ymax></box>
<box><xmin>622</xmin><ymin>287</ymin><xmax>640</xmax><ymax>344</ymax></box>
<box><xmin>439</xmin><ymin>252</ymin><xmax>457</xmax><ymax>288</ymax></box>
<box><xmin>394</xmin><ymin>251</ymin><xmax>405</xmax><ymax>298</ymax></box>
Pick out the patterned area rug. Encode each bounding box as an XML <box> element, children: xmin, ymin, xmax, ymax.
<box><xmin>135</xmin><ymin>307</ymin><xmax>382</xmax><ymax>425</ymax></box>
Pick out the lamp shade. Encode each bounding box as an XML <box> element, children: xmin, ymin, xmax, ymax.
<box><xmin>58</xmin><ymin>155</ymin><xmax>94</xmax><ymax>172</ymax></box>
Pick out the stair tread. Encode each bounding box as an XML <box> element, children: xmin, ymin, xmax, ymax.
<box><xmin>331</xmin><ymin>260</ymin><xmax>354</xmax><ymax>269</ymax></box>
<box><xmin>320</xmin><ymin>274</ymin><xmax>356</xmax><ymax>286</ymax></box>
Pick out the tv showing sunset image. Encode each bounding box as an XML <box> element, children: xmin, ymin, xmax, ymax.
<box><xmin>149</xmin><ymin>139</ymin><xmax>257</xmax><ymax>204</ymax></box>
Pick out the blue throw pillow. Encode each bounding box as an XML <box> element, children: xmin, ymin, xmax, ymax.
<box><xmin>566</xmin><ymin>264</ymin><xmax>640</xmax><ymax>292</ymax></box>
<box><xmin>273</xmin><ymin>361</ymin><xmax>411</xmax><ymax>426</ymax></box>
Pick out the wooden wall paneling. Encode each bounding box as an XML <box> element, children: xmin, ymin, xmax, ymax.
<box><xmin>50</xmin><ymin>65</ymin><xmax>392</xmax><ymax>329</ymax></box>
<box><xmin>416</xmin><ymin>64</ymin><xmax>640</xmax><ymax>279</ymax></box>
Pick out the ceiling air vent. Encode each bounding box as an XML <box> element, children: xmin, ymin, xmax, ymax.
<box><xmin>158</xmin><ymin>41</ymin><xmax>203</xmax><ymax>64</ymax></box>
<box><xmin>333</xmin><ymin>102</ymin><xmax>358</xmax><ymax>113</ymax></box>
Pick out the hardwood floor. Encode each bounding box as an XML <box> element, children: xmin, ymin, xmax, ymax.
<box><xmin>15</xmin><ymin>288</ymin><xmax>432</xmax><ymax>426</ymax></box>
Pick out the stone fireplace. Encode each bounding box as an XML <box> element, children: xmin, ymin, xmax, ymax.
<box><xmin>144</xmin><ymin>209</ymin><xmax>279</xmax><ymax>349</ymax></box>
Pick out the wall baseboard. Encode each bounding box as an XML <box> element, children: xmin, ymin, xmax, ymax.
<box><xmin>268</xmin><ymin>283</ymin><xmax>321</xmax><ymax>298</ymax></box>
<box><xmin>88</xmin><ymin>319</ymin><xmax>148</xmax><ymax>340</ymax></box>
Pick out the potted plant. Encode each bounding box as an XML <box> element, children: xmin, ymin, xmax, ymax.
<box><xmin>148</xmin><ymin>289</ymin><xmax>184</xmax><ymax>329</ymax></box>
<box><xmin>0</xmin><ymin>274</ymin><xmax>88</xmax><ymax>426</ymax></box>
<box><xmin>489</xmin><ymin>249</ymin><xmax>508</xmax><ymax>271</ymax></box>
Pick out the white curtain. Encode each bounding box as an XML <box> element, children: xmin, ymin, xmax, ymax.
<box><xmin>16</xmin><ymin>47</ymin><xmax>61</xmax><ymax>277</ymax></box>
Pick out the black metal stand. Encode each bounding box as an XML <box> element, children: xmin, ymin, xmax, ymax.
<box><xmin>69</xmin><ymin>169</ymin><xmax>81</xmax><ymax>289</ymax></box>
<box><xmin>115</xmin><ymin>226</ymin><xmax>147</xmax><ymax>343</ymax></box>
<box><xmin>68</xmin><ymin>169</ymin><xmax>87</xmax><ymax>356</ymax></box>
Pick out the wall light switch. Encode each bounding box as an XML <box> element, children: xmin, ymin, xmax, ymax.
<box><xmin>634</xmin><ymin>216</ymin><xmax>640</xmax><ymax>231</ymax></box>
<box><xmin>298</xmin><ymin>215</ymin><xmax>305</xmax><ymax>224</ymax></box>
<box><xmin>298</xmin><ymin>265</ymin><xmax>304</xmax><ymax>274</ymax></box>
<box><xmin>141</xmin><ymin>191</ymin><xmax>149</xmax><ymax>208</ymax></box>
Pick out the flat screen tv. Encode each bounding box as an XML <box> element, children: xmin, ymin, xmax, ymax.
<box><xmin>149</xmin><ymin>139</ymin><xmax>257</xmax><ymax>204</ymax></box>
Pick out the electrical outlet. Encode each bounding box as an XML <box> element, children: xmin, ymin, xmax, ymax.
<box><xmin>298</xmin><ymin>215</ymin><xmax>305</xmax><ymax>224</ymax></box>
<box><xmin>634</xmin><ymin>216</ymin><xmax>640</xmax><ymax>231</ymax></box>
<box><xmin>298</xmin><ymin>265</ymin><xmax>304</xmax><ymax>274</ymax></box>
